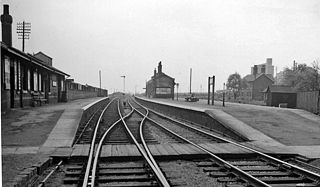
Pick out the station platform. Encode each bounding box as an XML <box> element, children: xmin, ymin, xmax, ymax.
<box><xmin>137</xmin><ymin>97</ymin><xmax>320</xmax><ymax>158</ymax></box>
<box><xmin>2</xmin><ymin>97</ymin><xmax>106</xmax><ymax>156</ymax></box>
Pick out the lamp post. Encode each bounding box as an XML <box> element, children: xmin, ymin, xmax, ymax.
<box><xmin>223</xmin><ymin>83</ymin><xmax>225</xmax><ymax>107</ymax></box>
<box><xmin>176</xmin><ymin>83</ymin><xmax>179</xmax><ymax>101</ymax></box>
<box><xmin>121</xmin><ymin>75</ymin><xmax>125</xmax><ymax>93</ymax></box>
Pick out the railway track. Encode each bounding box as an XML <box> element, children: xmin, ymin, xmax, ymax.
<box><xmin>130</xmin><ymin>97</ymin><xmax>320</xmax><ymax>187</ymax></box>
<box><xmin>40</xmin><ymin>96</ymin><xmax>320</xmax><ymax>187</ymax></box>
<box><xmin>81</xmin><ymin>98</ymin><xmax>170</xmax><ymax>187</ymax></box>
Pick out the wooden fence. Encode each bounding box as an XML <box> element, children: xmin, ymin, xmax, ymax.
<box><xmin>297</xmin><ymin>90</ymin><xmax>320</xmax><ymax>114</ymax></box>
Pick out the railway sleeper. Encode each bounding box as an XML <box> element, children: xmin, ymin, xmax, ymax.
<box><xmin>259</xmin><ymin>176</ymin><xmax>312</xmax><ymax>184</ymax></box>
<box><xmin>97</xmin><ymin>174</ymin><xmax>156</xmax><ymax>182</ymax></box>
<box><xmin>63</xmin><ymin>176</ymin><xmax>82</xmax><ymax>184</ymax></box>
<box><xmin>98</xmin><ymin>181</ymin><xmax>159</xmax><ymax>187</ymax></box>
<box><xmin>98</xmin><ymin>168</ymin><xmax>147</xmax><ymax>175</ymax></box>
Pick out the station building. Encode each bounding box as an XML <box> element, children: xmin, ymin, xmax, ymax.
<box><xmin>1</xmin><ymin>4</ymin><xmax>107</xmax><ymax>113</ymax></box>
<box><xmin>146</xmin><ymin>62</ymin><xmax>175</xmax><ymax>99</ymax></box>
<box><xmin>1</xmin><ymin>5</ymin><xmax>70</xmax><ymax>112</ymax></box>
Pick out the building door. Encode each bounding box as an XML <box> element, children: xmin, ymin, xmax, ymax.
<box><xmin>10</xmin><ymin>64</ymin><xmax>15</xmax><ymax>108</ymax></box>
<box><xmin>57</xmin><ymin>76</ymin><xmax>61</xmax><ymax>102</ymax></box>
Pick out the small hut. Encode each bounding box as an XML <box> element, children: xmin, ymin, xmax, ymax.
<box><xmin>263</xmin><ymin>85</ymin><xmax>297</xmax><ymax>108</ymax></box>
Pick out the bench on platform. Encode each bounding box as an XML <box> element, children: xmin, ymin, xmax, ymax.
<box><xmin>31</xmin><ymin>92</ymin><xmax>47</xmax><ymax>106</ymax></box>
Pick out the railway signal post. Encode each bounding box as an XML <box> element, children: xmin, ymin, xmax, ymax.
<box><xmin>208</xmin><ymin>76</ymin><xmax>215</xmax><ymax>105</ymax></box>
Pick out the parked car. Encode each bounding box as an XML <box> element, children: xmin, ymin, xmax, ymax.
<box><xmin>185</xmin><ymin>94</ymin><xmax>199</xmax><ymax>102</ymax></box>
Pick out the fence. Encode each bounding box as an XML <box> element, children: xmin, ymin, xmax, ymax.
<box><xmin>297</xmin><ymin>90</ymin><xmax>320</xmax><ymax>114</ymax></box>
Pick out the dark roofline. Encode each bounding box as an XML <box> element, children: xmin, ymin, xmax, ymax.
<box><xmin>1</xmin><ymin>42</ymin><xmax>69</xmax><ymax>77</ymax></box>
<box><xmin>256</xmin><ymin>73</ymin><xmax>274</xmax><ymax>82</ymax></box>
<box><xmin>155</xmin><ymin>72</ymin><xmax>174</xmax><ymax>81</ymax></box>
<box><xmin>34</xmin><ymin>51</ymin><xmax>52</xmax><ymax>60</ymax></box>
<box><xmin>27</xmin><ymin>54</ymin><xmax>70</xmax><ymax>77</ymax></box>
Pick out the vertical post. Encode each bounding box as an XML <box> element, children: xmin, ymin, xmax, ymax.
<box><xmin>176</xmin><ymin>83</ymin><xmax>179</xmax><ymax>101</ymax></box>
<box><xmin>20</xmin><ymin>63</ymin><xmax>23</xmax><ymax>107</ymax></box>
<box><xmin>208</xmin><ymin>77</ymin><xmax>210</xmax><ymax>105</ymax></box>
<box><xmin>22</xmin><ymin>21</ymin><xmax>25</xmax><ymax>52</ymax></box>
<box><xmin>99</xmin><ymin>70</ymin><xmax>101</xmax><ymax>97</ymax></box>
<box><xmin>189</xmin><ymin>68</ymin><xmax>192</xmax><ymax>94</ymax></box>
<box><xmin>223</xmin><ymin>83</ymin><xmax>225</xmax><ymax>107</ymax></box>
<box><xmin>212</xmin><ymin>76</ymin><xmax>215</xmax><ymax>105</ymax></box>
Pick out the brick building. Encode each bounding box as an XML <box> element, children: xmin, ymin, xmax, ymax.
<box><xmin>1</xmin><ymin>4</ymin><xmax>108</xmax><ymax>113</ymax></box>
<box><xmin>146</xmin><ymin>62</ymin><xmax>175</xmax><ymax>99</ymax></box>
<box><xmin>243</xmin><ymin>73</ymin><xmax>274</xmax><ymax>100</ymax></box>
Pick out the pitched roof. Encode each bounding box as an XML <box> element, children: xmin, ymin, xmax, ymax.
<box><xmin>262</xmin><ymin>85</ymin><xmax>296</xmax><ymax>93</ymax></box>
<box><xmin>34</xmin><ymin>51</ymin><xmax>52</xmax><ymax>60</ymax></box>
<box><xmin>1</xmin><ymin>42</ymin><xmax>69</xmax><ymax>77</ymax></box>
<box><xmin>243</xmin><ymin>73</ymin><xmax>274</xmax><ymax>82</ymax></box>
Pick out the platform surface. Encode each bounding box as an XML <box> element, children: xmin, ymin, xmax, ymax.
<box><xmin>2</xmin><ymin>97</ymin><xmax>105</xmax><ymax>155</ymax></box>
<box><xmin>138</xmin><ymin>97</ymin><xmax>320</xmax><ymax>158</ymax></box>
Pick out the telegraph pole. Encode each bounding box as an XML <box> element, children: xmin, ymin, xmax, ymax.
<box><xmin>121</xmin><ymin>75</ymin><xmax>126</xmax><ymax>93</ymax></box>
<box><xmin>17</xmin><ymin>21</ymin><xmax>31</xmax><ymax>52</ymax></box>
<box><xmin>99</xmin><ymin>70</ymin><xmax>101</xmax><ymax>97</ymax></box>
<box><xmin>189</xmin><ymin>68</ymin><xmax>192</xmax><ymax>94</ymax></box>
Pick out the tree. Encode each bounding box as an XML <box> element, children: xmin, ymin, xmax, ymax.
<box><xmin>226</xmin><ymin>72</ymin><xmax>242</xmax><ymax>100</ymax></box>
<box><xmin>282</xmin><ymin>61</ymin><xmax>320</xmax><ymax>91</ymax></box>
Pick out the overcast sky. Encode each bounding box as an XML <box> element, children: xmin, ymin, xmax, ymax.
<box><xmin>2</xmin><ymin>0</ymin><xmax>320</xmax><ymax>92</ymax></box>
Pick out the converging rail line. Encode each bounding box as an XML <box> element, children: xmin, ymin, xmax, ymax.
<box><xmin>38</xmin><ymin>95</ymin><xmax>320</xmax><ymax>187</ymax></box>
<box><xmin>82</xmin><ymin>97</ymin><xmax>170</xmax><ymax>187</ymax></box>
<box><xmin>130</xmin><ymin>97</ymin><xmax>320</xmax><ymax>187</ymax></box>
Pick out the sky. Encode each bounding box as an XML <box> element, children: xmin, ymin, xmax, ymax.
<box><xmin>1</xmin><ymin>0</ymin><xmax>320</xmax><ymax>93</ymax></box>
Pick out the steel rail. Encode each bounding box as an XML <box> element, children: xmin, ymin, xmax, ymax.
<box><xmin>82</xmin><ymin>97</ymin><xmax>118</xmax><ymax>187</ymax></box>
<box><xmin>38</xmin><ymin>160</ymin><xmax>63</xmax><ymax>187</ymax></box>
<box><xmin>145</xmin><ymin>103</ymin><xmax>320</xmax><ymax>182</ymax></box>
<box><xmin>132</xmin><ymin>99</ymin><xmax>271</xmax><ymax>187</ymax></box>
<box><xmin>134</xmin><ymin>98</ymin><xmax>320</xmax><ymax>184</ymax></box>
<box><xmin>128</xmin><ymin>99</ymin><xmax>171</xmax><ymax>184</ymax></box>
<box><xmin>120</xmin><ymin>100</ymin><xmax>171</xmax><ymax>187</ymax></box>
<box><xmin>90</xmin><ymin>100</ymin><xmax>127</xmax><ymax>186</ymax></box>
<box><xmin>73</xmin><ymin>104</ymin><xmax>105</xmax><ymax>145</ymax></box>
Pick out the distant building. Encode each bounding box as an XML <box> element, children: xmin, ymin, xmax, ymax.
<box><xmin>251</xmin><ymin>58</ymin><xmax>274</xmax><ymax>77</ymax></box>
<box><xmin>34</xmin><ymin>51</ymin><xmax>53</xmax><ymax>67</ymax></box>
<box><xmin>243</xmin><ymin>74</ymin><xmax>274</xmax><ymax>100</ymax></box>
<box><xmin>146</xmin><ymin>62</ymin><xmax>175</xmax><ymax>99</ymax></box>
<box><xmin>263</xmin><ymin>85</ymin><xmax>296</xmax><ymax>108</ymax></box>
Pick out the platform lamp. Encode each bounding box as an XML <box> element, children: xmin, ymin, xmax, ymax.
<box><xmin>176</xmin><ymin>83</ymin><xmax>179</xmax><ymax>101</ymax></box>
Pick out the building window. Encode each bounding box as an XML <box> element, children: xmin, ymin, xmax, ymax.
<box><xmin>39</xmin><ymin>73</ymin><xmax>42</xmax><ymax>91</ymax></box>
<box><xmin>61</xmin><ymin>79</ymin><xmax>64</xmax><ymax>91</ymax></box>
<box><xmin>156</xmin><ymin>87</ymin><xmax>171</xmax><ymax>94</ymax></box>
<box><xmin>23</xmin><ymin>65</ymin><xmax>27</xmax><ymax>90</ymax></box>
<box><xmin>33</xmin><ymin>71</ymin><xmax>38</xmax><ymax>91</ymax></box>
<box><xmin>4</xmin><ymin>56</ymin><xmax>10</xmax><ymax>90</ymax></box>
<box><xmin>14</xmin><ymin>60</ymin><xmax>17</xmax><ymax>90</ymax></box>
<box><xmin>27</xmin><ymin>69</ymin><xmax>31</xmax><ymax>90</ymax></box>
<box><xmin>17</xmin><ymin>61</ymin><xmax>21</xmax><ymax>90</ymax></box>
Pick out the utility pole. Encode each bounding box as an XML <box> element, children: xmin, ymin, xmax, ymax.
<box><xmin>189</xmin><ymin>68</ymin><xmax>192</xmax><ymax>94</ymax></box>
<box><xmin>212</xmin><ymin>75</ymin><xmax>215</xmax><ymax>105</ymax></box>
<box><xmin>17</xmin><ymin>21</ymin><xmax>31</xmax><ymax>52</ymax></box>
<box><xmin>121</xmin><ymin>75</ymin><xmax>126</xmax><ymax>93</ymax></box>
<box><xmin>99</xmin><ymin>70</ymin><xmax>101</xmax><ymax>97</ymax></box>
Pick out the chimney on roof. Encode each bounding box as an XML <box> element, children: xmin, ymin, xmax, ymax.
<box><xmin>266</xmin><ymin>58</ymin><xmax>272</xmax><ymax>65</ymax></box>
<box><xmin>1</xmin><ymin>4</ymin><xmax>13</xmax><ymax>47</ymax></box>
<box><xmin>154</xmin><ymin>68</ymin><xmax>156</xmax><ymax>78</ymax></box>
<box><xmin>158</xmin><ymin>61</ymin><xmax>162</xmax><ymax>73</ymax></box>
